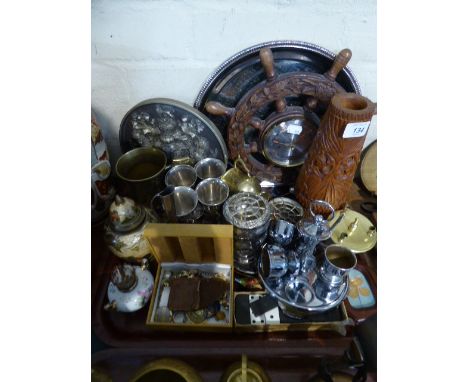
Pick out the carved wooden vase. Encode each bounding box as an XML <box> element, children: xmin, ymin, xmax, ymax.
<box><xmin>295</xmin><ymin>93</ymin><xmax>376</xmax><ymax>213</ymax></box>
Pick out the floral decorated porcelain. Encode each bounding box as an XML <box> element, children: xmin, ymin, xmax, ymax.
<box><xmin>91</xmin><ymin>113</ymin><xmax>115</xmax><ymax>223</ymax></box>
<box><xmin>106</xmin><ymin>264</ymin><xmax>154</xmax><ymax>313</ymax></box>
<box><xmin>103</xmin><ymin>195</ymin><xmax>151</xmax><ymax>262</ymax></box>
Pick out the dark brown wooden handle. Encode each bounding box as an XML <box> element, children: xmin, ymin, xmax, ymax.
<box><xmin>325</xmin><ymin>48</ymin><xmax>352</xmax><ymax>80</ymax></box>
<box><xmin>205</xmin><ymin>101</ymin><xmax>234</xmax><ymax>118</ymax></box>
<box><xmin>259</xmin><ymin>48</ymin><xmax>276</xmax><ymax>81</ymax></box>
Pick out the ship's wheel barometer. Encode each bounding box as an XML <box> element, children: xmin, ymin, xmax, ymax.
<box><xmin>205</xmin><ymin>47</ymin><xmax>354</xmax><ymax>184</ymax></box>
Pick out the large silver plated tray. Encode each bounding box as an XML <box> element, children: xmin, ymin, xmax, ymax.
<box><xmin>194</xmin><ymin>40</ymin><xmax>361</xmax><ymax>139</ymax></box>
<box><xmin>119</xmin><ymin>98</ymin><xmax>228</xmax><ymax>164</ymax></box>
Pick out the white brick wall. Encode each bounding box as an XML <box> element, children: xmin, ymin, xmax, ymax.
<box><xmin>92</xmin><ymin>0</ymin><xmax>377</xmax><ymax>165</ymax></box>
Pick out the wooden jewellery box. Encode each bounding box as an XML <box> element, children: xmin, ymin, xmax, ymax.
<box><xmin>144</xmin><ymin>223</ymin><xmax>234</xmax><ymax>332</ymax></box>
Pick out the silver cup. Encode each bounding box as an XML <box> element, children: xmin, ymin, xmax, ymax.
<box><xmin>196</xmin><ymin>178</ymin><xmax>229</xmax><ymax>207</ymax></box>
<box><xmin>194</xmin><ymin>158</ymin><xmax>227</xmax><ymax>180</ymax></box>
<box><xmin>151</xmin><ymin>185</ymin><xmax>198</xmax><ymax>222</ymax></box>
<box><xmin>319</xmin><ymin>245</ymin><xmax>357</xmax><ymax>287</ymax></box>
<box><xmin>196</xmin><ymin>178</ymin><xmax>229</xmax><ymax>223</ymax></box>
<box><xmin>269</xmin><ymin>219</ymin><xmax>296</xmax><ymax>246</ymax></box>
<box><xmin>314</xmin><ymin>245</ymin><xmax>356</xmax><ymax>303</ymax></box>
<box><xmin>165</xmin><ymin>165</ymin><xmax>197</xmax><ymax>188</ymax></box>
<box><xmin>260</xmin><ymin>244</ymin><xmax>289</xmax><ymax>279</ymax></box>
<box><xmin>172</xmin><ymin>186</ymin><xmax>198</xmax><ymax>218</ymax></box>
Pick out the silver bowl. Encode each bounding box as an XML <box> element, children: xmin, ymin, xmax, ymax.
<box><xmin>196</xmin><ymin>178</ymin><xmax>230</xmax><ymax>207</ymax></box>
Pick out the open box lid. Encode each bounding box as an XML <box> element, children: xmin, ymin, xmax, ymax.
<box><xmin>144</xmin><ymin>223</ymin><xmax>233</xmax><ymax>266</ymax></box>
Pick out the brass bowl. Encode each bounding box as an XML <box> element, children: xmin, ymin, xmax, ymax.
<box><xmin>131</xmin><ymin>358</ymin><xmax>202</xmax><ymax>382</ymax></box>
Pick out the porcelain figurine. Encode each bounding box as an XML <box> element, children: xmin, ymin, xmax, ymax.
<box><xmin>105</xmin><ymin>263</ymin><xmax>154</xmax><ymax>313</ymax></box>
<box><xmin>103</xmin><ymin>195</ymin><xmax>151</xmax><ymax>262</ymax></box>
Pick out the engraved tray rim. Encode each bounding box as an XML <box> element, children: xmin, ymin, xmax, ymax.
<box><xmin>194</xmin><ymin>39</ymin><xmax>361</xmax><ymax>109</ymax></box>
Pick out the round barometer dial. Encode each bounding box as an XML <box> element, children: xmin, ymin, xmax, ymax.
<box><xmin>260</xmin><ymin>109</ymin><xmax>319</xmax><ymax>167</ymax></box>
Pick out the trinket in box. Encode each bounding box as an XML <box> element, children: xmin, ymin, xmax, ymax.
<box><xmin>234</xmin><ymin>292</ymin><xmax>353</xmax><ymax>336</ymax></box>
<box><xmin>144</xmin><ymin>223</ymin><xmax>234</xmax><ymax>331</ymax></box>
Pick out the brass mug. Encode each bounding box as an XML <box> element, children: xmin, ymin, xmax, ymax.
<box><xmin>115</xmin><ymin>147</ymin><xmax>167</xmax><ymax>207</ymax></box>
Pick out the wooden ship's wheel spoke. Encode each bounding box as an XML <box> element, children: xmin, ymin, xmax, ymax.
<box><xmin>205</xmin><ymin>102</ymin><xmax>234</xmax><ymax>118</ymax></box>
